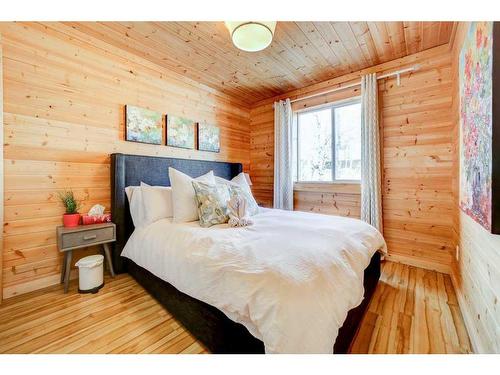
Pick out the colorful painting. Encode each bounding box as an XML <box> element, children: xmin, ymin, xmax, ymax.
<box><xmin>459</xmin><ymin>22</ymin><xmax>493</xmax><ymax>231</ymax></box>
<box><xmin>125</xmin><ymin>105</ymin><xmax>163</xmax><ymax>145</ymax></box>
<box><xmin>166</xmin><ymin>115</ymin><xmax>196</xmax><ymax>149</ymax></box>
<box><xmin>197</xmin><ymin>122</ymin><xmax>220</xmax><ymax>153</ymax></box>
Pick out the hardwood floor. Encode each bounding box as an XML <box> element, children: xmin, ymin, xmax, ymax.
<box><xmin>350</xmin><ymin>262</ymin><xmax>471</xmax><ymax>354</ymax></box>
<box><xmin>0</xmin><ymin>275</ymin><xmax>207</xmax><ymax>354</ymax></box>
<box><xmin>0</xmin><ymin>261</ymin><xmax>471</xmax><ymax>354</ymax></box>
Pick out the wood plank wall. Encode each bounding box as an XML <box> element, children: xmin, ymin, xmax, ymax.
<box><xmin>450</xmin><ymin>22</ymin><xmax>500</xmax><ymax>353</ymax></box>
<box><xmin>250</xmin><ymin>45</ymin><xmax>455</xmax><ymax>274</ymax></box>
<box><xmin>0</xmin><ymin>22</ymin><xmax>251</xmax><ymax>299</ymax></box>
<box><xmin>0</xmin><ymin>32</ymin><xmax>4</xmax><ymax>302</ymax></box>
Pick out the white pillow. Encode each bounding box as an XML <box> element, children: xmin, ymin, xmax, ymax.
<box><xmin>215</xmin><ymin>173</ymin><xmax>259</xmax><ymax>214</ymax></box>
<box><xmin>125</xmin><ymin>185</ymin><xmax>146</xmax><ymax>228</ymax></box>
<box><xmin>140</xmin><ymin>182</ymin><xmax>173</xmax><ymax>225</ymax></box>
<box><xmin>125</xmin><ymin>185</ymin><xmax>137</xmax><ymax>202</ymax></box>
<box><xmin>214</xmin><ymin>173</ymin><xmax>249</xmax><ymax>189</ymax></box>
<box><xmin>169</xmin><ymin>168</ymin><xmax>216</xmax><ymax>223</ymax></box>
<box><xmin>229</xmin><ymin>173</ymin><xmax>253</xmax><ymax>194</ymax></box>
<box><xmin>215</xmin><ymin>173</ymin><xmax>256</xmax><ymax>197</ymax></box>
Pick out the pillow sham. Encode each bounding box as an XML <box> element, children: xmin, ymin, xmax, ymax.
<box><xmin>192</xmin><ymin>181</ymin><xmax>229</xmax><ymax>227</ymax></box>
<box><xmin>215</xmin><ymin>174</ymin><xmax>259</xmax><ymax>216</ymax></box>
<box><xmin>228</xmin><ymin>185</ymin><xmax>259</xmax><ymax>216</ymax></box>
<box><xmin>169</xmin><ymin>167</ymin><xmax>216</xmax><ymax>223</ymax></box>
<box><xmin>125</xmin><ymin>185</ymin><xmax>146</xmax><ymax>228</ymax></box>
<box><xmin>140</xmin><ymin>183</ymin><xmax>173</xmax><ymax>225</ymax></box>
<box><xmin>125</xmin><ymin>185</ymin><xmax>138</xmax><ymax>202</ymax></box>
<box><xmin>230</xmin><ymin>173</ymin><xmax>253</xmax><ymax>195</ymax></box>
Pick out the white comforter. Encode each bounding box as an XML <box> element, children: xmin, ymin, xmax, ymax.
<box><xmin>121</xmin><ymin>208</ymin><xmax>386</xmax><ymax>353</ymax></box>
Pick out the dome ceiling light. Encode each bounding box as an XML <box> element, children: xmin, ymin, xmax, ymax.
<box><xmin>224</xmin><ymin>21</ymin><xmax>277</xmax><ymax>52</ymax></box>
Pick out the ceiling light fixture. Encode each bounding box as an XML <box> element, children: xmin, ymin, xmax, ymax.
<box><xmin>224</xmin><ymin>21</ymin><xmax>277</xmax><ymax>52</ymax></box>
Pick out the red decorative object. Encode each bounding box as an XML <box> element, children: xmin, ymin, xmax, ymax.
<box><xmin>63</xmin><ymin>213</ymin><xmax>81</xmax><ymax>228</ymax></box>
<box><xmin>82</xmin><ymin>214</ymin><xmax>111</xmax><ymax>225</ymax></box>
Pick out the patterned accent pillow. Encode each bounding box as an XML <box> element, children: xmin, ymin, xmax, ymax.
<box><xmin>215</xmin><ymin>182</ymin><xmax>231</xmax><ymax>205</ymax></box>
<box><xmin>192</xmin><ymin>181</ymin><xmax>229</xmax><ymax>227</ymax></box>
<box><xmin>228</xmin><ymin>185</ymin><xmax>259</xmax><ymax>216</ymax></box>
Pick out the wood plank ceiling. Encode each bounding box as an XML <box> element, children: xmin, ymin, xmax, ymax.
<box><xmin>65</xmin><ymin>22</ymin><xmax>455</xmax><ymax>105</ymax></box>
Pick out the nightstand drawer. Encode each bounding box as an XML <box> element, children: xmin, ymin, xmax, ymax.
<box><xmin>61</xmin><ymin>226</ymin><xmax>114</xmax><ymax>249</ymax></box>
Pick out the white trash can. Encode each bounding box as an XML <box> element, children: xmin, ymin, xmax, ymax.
<box><xmin>75</xmin><ymin>254</ymin><xmax>104</xmax><ymax>294</ymax></box>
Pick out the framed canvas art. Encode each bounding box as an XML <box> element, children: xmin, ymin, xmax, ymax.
<box><xmin>197</xmin><ymin>122</ymin><xmax>220</xmax><ymax>153</ymax></box>
<box><xmin>459</xmin><ymin>22</ymin><xmax>500</xmax><ymax>234</ymax></box>
<box><xmin>125</xmin><ymin>105</ymin><xmax>163</xmax><ymax>145</ymax></box>
<box><xmin>166</xmin><ymin>115</ymin><xmax>196</xmax><ymax>149</ymax></box>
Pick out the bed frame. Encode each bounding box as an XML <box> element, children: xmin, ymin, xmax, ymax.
<box><xmin>110</xmin><ymin>153</ymin><xmax>381</xmax><ymax>354</ymax></box>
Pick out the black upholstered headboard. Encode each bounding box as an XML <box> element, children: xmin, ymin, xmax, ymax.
<box><xmin>110</xmin><ymin>153</ymin><xmax>243</xmax><ymax>273</ymax></box>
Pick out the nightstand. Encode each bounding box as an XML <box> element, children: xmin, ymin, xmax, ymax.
<box><xmin>57</xmin><ymin>222</ymin><xmax>116</xmax><ymax>293</ymax></box>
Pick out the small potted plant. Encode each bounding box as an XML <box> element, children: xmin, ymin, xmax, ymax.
<box><xmin>59</xmin><ymin>190</ymin><xmax>82</xmax><ymax>227</ymax></box>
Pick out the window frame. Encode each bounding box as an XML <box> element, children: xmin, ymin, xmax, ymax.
<box><xmin>294</xmin><ymin>97</ymin><xmax>362</xmax><ymax>185</ymax></box>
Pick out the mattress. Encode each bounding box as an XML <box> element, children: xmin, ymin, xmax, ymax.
<box><xmin>121</xmin><ymin>208</ymin><xmax>386</xmax><ymax>353</ymax></box>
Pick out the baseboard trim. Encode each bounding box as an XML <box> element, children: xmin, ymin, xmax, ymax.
<box><xmin>384</xmin><ymin>253</ymin><xmax>451</xmax><ymax>274</ymax></box>
<box><xmin>450</xmin><ymin>269</ymin><xmax>480</xmax><ymax>354</ymax></box>
<box><xmin>386</xmin><ymin>253</ymin><xmax>480</xmax><ymax>352</ymax></box>
<box><xmin>3</xmin><ymin>269</ymin><xmax>78</xmax><ymax>299</ymax></box>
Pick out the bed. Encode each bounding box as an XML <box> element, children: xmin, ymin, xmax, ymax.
<box><xmin>110</xmin><ymin>153</ymin><xmax>385</xmax><ymax>354</ymax></box>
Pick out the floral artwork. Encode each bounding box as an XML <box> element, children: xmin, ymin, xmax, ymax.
<box><xmin>125</xmin><ymin>105</ymin><xmax>163</xmax><ymax>145</ymax></box>
<box><xmin>459</xmin><ymin>22</ymin><xmax>493</xmax><ymax>231</ymax></box>
<box><xmin>197</xmin><ymin>122</ymin><xmax>221</xmax><ymax>153</ymax></box>
<box><xmin>166</xmin><ymin>115</ymin><xmax>196</xmax><ymax>149</ymax></box>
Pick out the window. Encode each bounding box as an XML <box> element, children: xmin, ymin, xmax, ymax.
<box><xmin>293</xmin><ymin>100</ymin><xmax>361</xmax><ymax>182</ymax></box>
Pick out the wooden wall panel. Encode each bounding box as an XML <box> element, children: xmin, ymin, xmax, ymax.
<box><xmin>250</xmin><ymin>45</ymin><xmax>454</xmax><ymax>274</ymax></box>
<box><xmin>0</xmin><ymin>22</ymin><xmax>251</xmax><ymax>299</ymax></box>
<box><xmin>293</xmin><ymin>183</ymin><xmax>361</xmax><ymax>218</ymax></box>
<box><xmin>1</xmin><ymin>32</ymin><xmax>4</xmax><ymax>303</ymax></box>
<box><xmin>450</xmin><ymin>22</ymin><xmax>500</xmax><ymax>353</ymax></box>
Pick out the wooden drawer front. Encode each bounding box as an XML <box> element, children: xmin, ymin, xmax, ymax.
<box><xmin>61</xmin><ymin>227</ymin><xmax>114</xmax><ymax>249</ymax></box>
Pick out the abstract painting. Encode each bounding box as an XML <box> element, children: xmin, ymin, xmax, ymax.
<box><xmin>166</xmin><ymin>115</ymin><xmax>196</xmax><ymax>149</ymax></box>
<box><xmin>125</xmin><ymin>105</ymin><xmax>163</xmax><ymax>145</ymax></box>
<box><xmin>197</xmin><ymin>122</ymin><xmax>220</xmax><ymax>153</ymax></box>
<box><xmin>459</xmin><ymin>22</ymin><xmax>499</xmax><ymax>233</ymax></box>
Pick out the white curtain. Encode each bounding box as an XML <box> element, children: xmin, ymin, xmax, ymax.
<box><xmin>361</xmin><ymin>73</ymin><xmax>383</xmax><ymax>231</ymax></box>
<box><xmin>274</xmin><ymin>99</ymin><xmax>294</xmax><ymax>210</ymax></box>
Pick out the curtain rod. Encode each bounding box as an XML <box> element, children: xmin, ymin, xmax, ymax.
<box><xmin>288</xmin><ymin>64</ymin><xmax>421</xmax><ymax>104</ymax></box>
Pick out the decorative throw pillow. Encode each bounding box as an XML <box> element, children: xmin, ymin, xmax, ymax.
<box><xmin>215</xmin><ymin>182</ymin><xmax>231</xmax><ymax>204</ymax></box>
<box><xmin>228</xmin><ymin>185</ymin><xmax>259</xmax><ymax>216</ymax></box>
<box><xmin>191</xmin><ymin>181</ymin><xmax>229</xmax><ymax>227</ymax></box>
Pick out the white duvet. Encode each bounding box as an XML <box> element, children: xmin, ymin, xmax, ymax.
<box><xmin>121</xmin><ymin>208</ymin><xmax>386</xmax><ymax>353</ymax></box>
